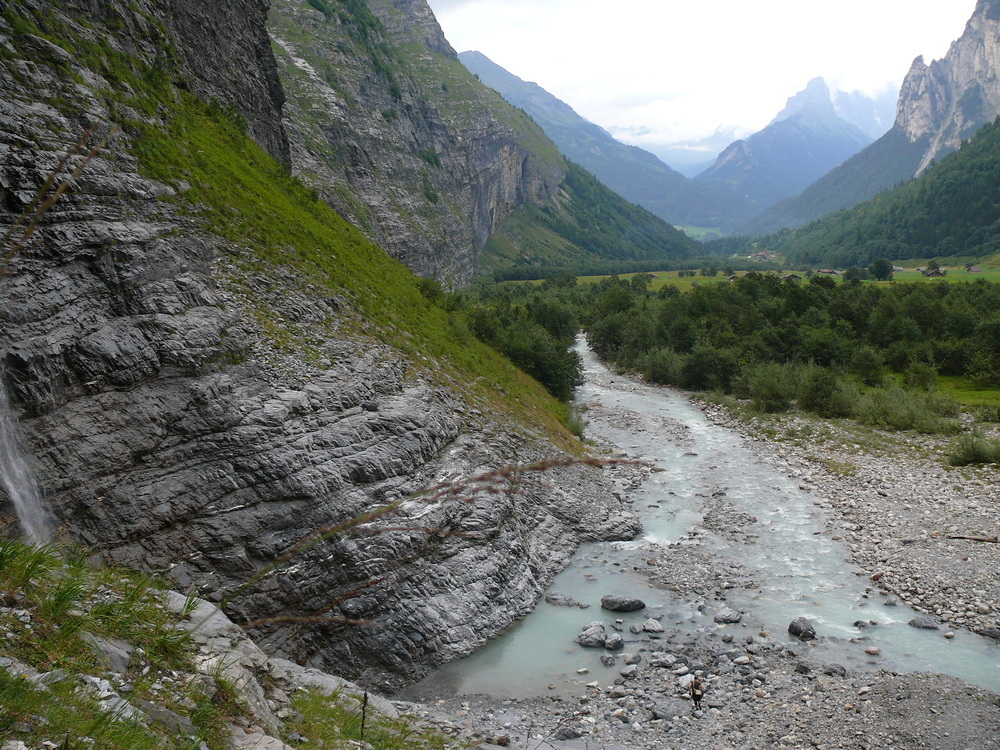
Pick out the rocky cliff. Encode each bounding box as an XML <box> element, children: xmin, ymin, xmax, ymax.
<box><xmin>459</xmin><ymin>49</ymin><xmax>756</xmax><ymax>236</ymax></box>
<box><xmin>898</xmin><ymin>0</ymin><xmax>1000</xmax><ymax>173</ymax></box>
<box><xmin>269</xmin><ymin>0</ymin><xmax>566</xmax><ymax>284</ymax></box>
<box><xmin>0</xmin><ymin>0</ymin><xmax>636</xmax><ymax>692</ymax></box>
<box><xmin>743</xmin><ymin>0</ymin><xmax>1000</xmax><ymax>236</ymax></box>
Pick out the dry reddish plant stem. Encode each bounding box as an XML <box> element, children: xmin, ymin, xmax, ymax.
<box><xmin>1</xmin><ymin>124</ymin><xmax>118</xmax><ymax>277</ymax></box>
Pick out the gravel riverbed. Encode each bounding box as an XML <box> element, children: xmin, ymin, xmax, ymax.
<box><xmin>398</xmin><ymin>397</ymin><xmax>1000</xmax><ymax>750</ymax></box>
<box><xmin>699</xmin><ymin>403</ymin><xmax>1000</xmax><ymax>640</ymax></box>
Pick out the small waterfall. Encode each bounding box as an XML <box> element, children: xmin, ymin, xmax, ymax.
<box><xmin>0</xmin><ymin>376</ymin><xmax>50</xmax><ymax>544</ymax></box>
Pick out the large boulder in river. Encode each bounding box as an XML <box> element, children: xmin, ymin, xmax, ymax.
<box><xmin>979</xmin><ymin>628</ymin><xmax>1000</xmax><ymax>641</ymax></box>
<box><xmin>908</xmin><ymin>616</ymin><xmax>940</xmax><ymax>630</ymax></box>
<box><xmin>714</xmin><ymin>607</ymin><xmax>742</xmax><ymax>624</ymax></box>
<box><xmin>788</xmin><ymin>617</ymin><xmax>817</xmax><ymax>640</ymax></box>
<box><xmin>604</xmin><ymin>633</ymin><xmax>625</xmax><ymax>650</ymax></box>
<box><xmin>601</xmin><ymin>595</ymin><xmax>646</xmax><ymax>612</ymax></box>
<box><xmin>575</xmin><ymin>623</ymin><xmax>608</xmax><ymax>648</ymax></box>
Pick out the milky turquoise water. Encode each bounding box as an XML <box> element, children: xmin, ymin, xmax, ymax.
<box><xmin>400</xmin><ymin>341</ymin><xmax>1000</xmax><ymax>700</ymax></box>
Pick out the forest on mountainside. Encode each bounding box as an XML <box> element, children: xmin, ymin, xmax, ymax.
<box><xmin>722</xmin><ymin>119</ymin><xmax>1000</xmax><ymax>267</ymax></box>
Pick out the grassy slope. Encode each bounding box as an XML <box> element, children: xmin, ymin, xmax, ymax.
<box><xmin>1</xmin><ymin>5</ymin><xmax>583</xmax><ymax>445</ymax></box>
<box><xmin>134</xmin><ymin>96</ymin><xmax>581</xmax><ymax>444</ymax></box>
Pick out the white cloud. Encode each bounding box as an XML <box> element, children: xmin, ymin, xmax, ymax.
<box><xmin>427</xmin><ymin>0</ymin><xmax>978</xmax><ymax>145</ymax></box>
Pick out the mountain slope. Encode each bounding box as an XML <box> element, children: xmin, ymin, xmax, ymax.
<box><xmin>459</xmin><ymin>50</ymin><xmax>754</xmax><ymax>235</ymax></box>
<box><xmin>483</xmin><ymin>162</ymin><xmax>702</xmax><ymax>272</ymax></box>
<box><xmin>739</xmin><ymin>128</ymin><xmax>933</xmax><ymax>235</ymax></box>
<box><xmin>696</xmin><ymin>79</ymin><xmax>873</xmax><ymax>213</ymax></box>
<box><xmin>746</xmin><ymin>117</ymin><xmax>1000</xmax><ymax>267</ymax></box>
<box><xmin>0</xmin><ymin>0</ymin><xmax>635</xmax><ymax>691</ymax></box>
<box><xmin>270</xmin><ymin>4</ymin><xmax>697</xmax><ymax>282</ymax></box>
<box><xmin>745</xmin><ymin>0</ymin><xmax>1000</xmax><ymax>236</ymax></box>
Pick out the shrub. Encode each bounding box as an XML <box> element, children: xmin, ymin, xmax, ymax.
<box><xmin>903</xmin><ymin>361</ymin><xmax>939</xmax><ymax>390</ymax></box>
<box><xmin>680</xmin><ymin>345</ymin><xmax>738</xmax><ymax>392</ymax></box>
<box><xmin>745</xmin><ymin>362</ymin><xmax>797</xmax><ymax>413</ymax></box>
<box><xmin>949</xmin><ymin>431</ymin><xmax>1000</xmax><ymax>465</ymax></box>
<box><xmin>853</xmin><ymin>384</ymin><xmax>960</xmax><ymax>433</ymax></box>
<box><xmin>798</xmin><ymin>368</ymin><xmax>853</xmax><ymax>418</ymax></box>
<box><xmin>640</xmin><ymin>347</ymin><xmax>686</xmax><ymax>386</ymax></box>
<box><xmin>848</xmin><ymin>345</ymin><xmax>886</xmax><ymax>386</ymax></box>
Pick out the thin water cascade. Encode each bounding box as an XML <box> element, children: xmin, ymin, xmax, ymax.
<box><xmin>0</xmin><ymin>376</ymin><xmax>50</xmax><ymax>544</ymax></box>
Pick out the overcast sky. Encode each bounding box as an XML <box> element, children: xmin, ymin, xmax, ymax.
<box><xmin>426</xmin><ymin>0</ymin><xmax>979</xmax><ymax>147</ymax></box>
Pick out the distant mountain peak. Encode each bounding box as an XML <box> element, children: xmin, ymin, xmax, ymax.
<box><xmin>697</xmin><ymin>79</ymin><xmax>874</xmax><ymax>213</ymax></box>
<box><xmin>739</xmin><ymin>0</ymin><xmax>1000</xmax><ymax>236</ymax></box>
<box><xmin>459</xmin><ymin>49</ymin><xmax>756</xmax><ymax>233</ymax></box>
<box><xmin>772</xmin><ymin>77</ymin><xmax>836</xmax><ymax>123</ymax></box>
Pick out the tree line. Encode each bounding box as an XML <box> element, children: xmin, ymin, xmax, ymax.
<box><xmin>433</xmin><ymin>272</ymin><xmax>1000</xmax><ymax>435</ymax></box>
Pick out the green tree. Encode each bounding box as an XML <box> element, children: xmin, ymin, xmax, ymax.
<box><xmin>869</xmin><ymin>258</ymin><xmax>893</xmax><ymax>281</ymax></box>
<box><xmin>843</xmin><ymin>266</ymin><xmax>868</xmax><ymax>282</ymax></box>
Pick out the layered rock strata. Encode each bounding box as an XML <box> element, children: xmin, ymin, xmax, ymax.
<box><xmin>0</xmin><ymin>0</ymin><xmax>635</xmax><ymax>690</ymax></box>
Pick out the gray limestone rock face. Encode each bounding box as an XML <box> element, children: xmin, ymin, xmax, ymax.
<box><xmin>267</xmin><ymin>0</ymin><xmax>565</xmax><ymax>285</ymax></box>
<box><xmin>0</xmin><ymin>0</ymin><xmax>635</xmax><ymax>692</ymax></box>
<box><xmin>896</xmin><ymin>1</ymin><xmax>1000</xmax><ymax>173</ymax></box>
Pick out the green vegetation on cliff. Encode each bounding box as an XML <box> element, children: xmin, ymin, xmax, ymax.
<box><xmin>1</xmin><ymin>1</ymin><xmax>586</xmax><ymax>446</ymax></box>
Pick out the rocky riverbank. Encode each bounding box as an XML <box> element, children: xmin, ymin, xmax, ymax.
<box><xmin>698</xmin><ymin>403</ymin><xmax>1000</xmax><ymax>640</ymax></box>
<box><xmin>394</xmin><ymin>389</ymin><xmax>1000</xmax><ymax>750</ymax></box>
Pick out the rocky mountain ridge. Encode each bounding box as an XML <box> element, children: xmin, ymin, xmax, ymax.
<box><xmin>0</xmin><ymin>0</ymin><xmax>637</xmax><ymax>692</ymax></box>
<box><xmin>898</xmin><ymin>0</ymin><xmax>1000</xmax><ymax>173</ymax></box>
<box><xmin>459</xmin><ymin>49</ymin><xmax>755</xmax><ymax>235</ymax></box>
<box><xmin>697</xmin><ymin>80</ymin><xmax>874</xmax><ymax>214</ymax></box>
<box><xmin>744</xmin><ymin>0</ymin><xmax>1000</xmax><ymax>236</ymax></box>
